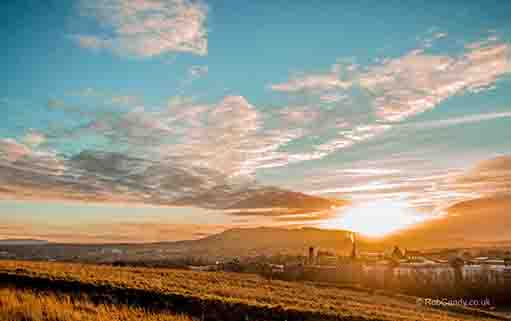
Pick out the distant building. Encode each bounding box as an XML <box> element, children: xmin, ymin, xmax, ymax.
<box><xmin>350</xmin><ymin>233</ymin><xmax>357</xmax><ymax>260</ymax></box>
<box><xmin>404</xmin><ymin>249</ymin><xmax>422</xmax><ymax>260</ymax></box>
<box><xmin>395</xmin><ymin>261</ymin><xmax>455</xmax><ymax>284</ymax></box>
<box><xmin>308</xmin><ymin>246</ymin><xmax>315</xmax><ymax>265</ymax></box>
<box><xmin>462</xmin><ymin>259</ymin><xmax>511</xmax><ymax>285</ymax></box>
<box><xmin>391</xmin><ymin>246</ymin><xmax>404</xmax><ymax>260</ymax></box>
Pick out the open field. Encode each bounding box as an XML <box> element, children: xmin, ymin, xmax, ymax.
<box><xmin>0</xmin><ymin>287</ymin><xmax>193</xmax><ymax>321</ymax></box>
<box><xmin>0</xmin><ymin>260</ymin><xmax>508</xmax><ymax>321</ymax></box>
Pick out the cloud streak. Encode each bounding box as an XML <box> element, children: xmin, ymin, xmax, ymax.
<box><xmin>74</xmin><ymin>0</ymin><xmax>208</xmax><ymax>57</ymax></box>
<box><xmin>405</xmin><ymin>111</ymin><xmax>511</xmax><ymax>130</ymax></box>
<box><xmin>270</xmin><ymin>66</ymin><xmax>352</xmax><ymax>94</ymax></box>
<box><xmin>271</xmin><ymin>40</ymin><xmax>511</xmax><ymax>123</ymax></box>
<box><xmin>360</xmin><ymin>44</ymin><xmax>511</xmax><ymax>121</ymax></box>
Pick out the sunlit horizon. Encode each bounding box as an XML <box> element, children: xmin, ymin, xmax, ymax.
<box><xmin>321</xmin><ymin>200</ymin><xmax>431</xmax><ymax>238</ymax></box>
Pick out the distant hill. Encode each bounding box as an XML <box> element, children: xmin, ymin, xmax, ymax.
<box><xmin>384</xmin><ymin>195</ymin><xmax>511</xmax><ymax>249</ymax></box>
<box><xmin>0</xmin><ymin>239</ymin><xmax>49</xmax><ymax>245</ymax></box>
<box><xmin>177</xmin><ymin>227</ymin><xmax>357</xmax><ymax>258</ymax></box>
<box><xmin>0</xmin><ymin>228</ymin><xmax>359</xmax><ymax>262</ymax></box>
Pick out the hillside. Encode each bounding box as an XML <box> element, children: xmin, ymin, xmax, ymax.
<box><xmin>180</xmin><ymin>227</ymin><xmax>356</xmax><ymax>257</ymax></box>
<box><xmin>0</xmin><ymin>260</ymin><xmax>505</xmax><ymax>321</ymax></box>
<box><xmin>385</xmin><ymin>195</ymin><xmax>511</xmax><ymax>248</ymax></box>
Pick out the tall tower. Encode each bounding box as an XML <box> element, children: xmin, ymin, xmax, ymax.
<box><xmin>308</xmin><ymin>246</ymin><xmax>315</xmax><ymax>265</ymax></box>
<box><xmin>350</xmin><ymin>233</ymin><xmax>357</xmax><ymax>260</ymax></box>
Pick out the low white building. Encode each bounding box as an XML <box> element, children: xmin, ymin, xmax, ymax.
<box><xmin>394</xmin><ymin>262</ymin><xmax>455</xmax><ymax>284</ymax></box>
<box><xmin>463</xmin><ymin>260</ymin><xmax>511</xmax><ymax>284</ymax></box>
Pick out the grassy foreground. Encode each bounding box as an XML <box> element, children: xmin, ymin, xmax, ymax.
<box><xmin>0</xmin><ymin>287</ymin><xmax>193</xmax><ymax>321</ymax></box>
<box><xmin>0</xmin><ymin>260</ymin><xmax>507</xmax><ymax>321</ymax></box>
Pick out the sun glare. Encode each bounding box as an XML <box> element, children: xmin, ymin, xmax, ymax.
<box><xmin>321</xmin><ymin>200</ymin><xmax>427</xmax><ymax>238</ymax></box>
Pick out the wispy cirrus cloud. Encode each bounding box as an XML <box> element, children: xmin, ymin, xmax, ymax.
<box><xmin>405</xmin><ymin>111</ymin><xmax>511</xmax><ymax>130</ymax></box>
<box><xmin>270</xmin><ymin>64</ymin><xmax>353</xmax><ymax>104</ymax></box>
<box><xmin>271</xmin><ymin>38</ymin><xmax>511</xmax><ymax>123</ymax></box>
<box><xmin>360</xmin><ymin>43</ymin><xmax>511</xmax><ymax>121</ymax></box>
<box><xmin>73</xmin><ymin>0</ymin><xmax>208</xmax><ymax>57</ymax></box>
<box><xmin>270</xmin><ymin>70</ymin><xmax>352</xmax><ymax>93</ymax></box>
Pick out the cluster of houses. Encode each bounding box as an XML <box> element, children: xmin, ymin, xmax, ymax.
<box><xmin>285</xmin><ymin>240</ymin><xmax>511</xmax><ymax>289</ymax></box>
<box><xmin>362</xmin><ymin>255</ymin><xmax>511</xmax><ymax>287</ymax></box>
<box><xmin>186</xmin><ymin>235</ymin><xmax>511</xmax><ymax>292</ymax></box>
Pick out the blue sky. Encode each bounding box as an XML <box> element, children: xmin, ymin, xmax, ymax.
<box><xmin>2</xmin><ymin>0</ymin><xmax>511</xmax><ymax>242</ymax></box>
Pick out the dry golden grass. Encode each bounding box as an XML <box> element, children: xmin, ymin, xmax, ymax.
<box><xmin>0</xmin><ymin>287</ymin><xmax>194</xmax><ymax>321</ymax></box>
<box><xmin>0</xmin><ymin>260</ymin><xmax>506</xmax><ymax>321</ymax></box>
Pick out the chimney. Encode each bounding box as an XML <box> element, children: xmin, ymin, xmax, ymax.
<box><xmin>350</xmin><ymin>233</ymin><xmax>357</xmax><ymax>260</ymax></box>
<box><xmin>308</xmin><ymin>246</ymin><xmax>315</xmax><ymax>265</ymax></box>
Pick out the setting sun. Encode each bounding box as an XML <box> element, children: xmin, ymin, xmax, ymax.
<box><xmin>321</xmin><ymin>200</ymin><xmax>428</xmax><ymax>237</ymax></box>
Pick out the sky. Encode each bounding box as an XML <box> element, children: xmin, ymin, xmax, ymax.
<box><xmin>2</xmin><ymin>0</ymin><xmax>511</xmax><ymax>242</ymax></box>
